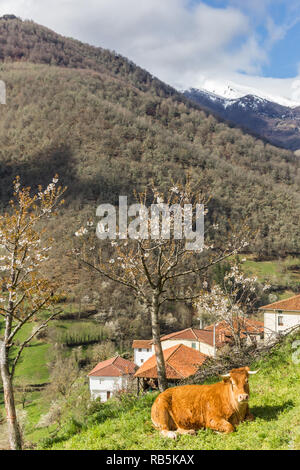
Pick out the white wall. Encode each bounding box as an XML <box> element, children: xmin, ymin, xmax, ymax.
<box><xmin>264</xmin><ymin>311</ymin><xmax>300</xmax><ymax>342</ymax></box>
<box><xmin>199</xmin><ymin>342</ymin><xmax>215</xmax><ymax>356</ymax></box>
<box><xmin>89</xmin><ymin>375</ymin><xmax>129</xmax><ymax>402</ymax></box>
<box><xmin>134</xmin><ymin>347</ymin><xmax>152</xmax><ymax>366</ymax></box>
<box><xmin>151</xmin><ymin>339</ymin><xmax>215</xmax><ymax>357</ymax></box>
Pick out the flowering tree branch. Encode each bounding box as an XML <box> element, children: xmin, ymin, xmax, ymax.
<box><xmin>0</xmin><ymin>175</ymin><xmax>66</xmax><ymax>450</ymax></box>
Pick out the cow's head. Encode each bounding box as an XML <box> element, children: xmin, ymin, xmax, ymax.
<box><xmin>221</xmin><ymin>366</ymin><xmax>259</xmax><ymax>403</ymax></box>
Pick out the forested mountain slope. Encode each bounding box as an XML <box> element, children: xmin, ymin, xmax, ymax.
<box><xmin>0</xmin><ymin>16</ymin><xmax>299</xmax><ymax>265</ymax></box>
<box><xmin>184</xmin><ymin>87</ymin><xmax>300</xmax><ymax>152</ymax></box>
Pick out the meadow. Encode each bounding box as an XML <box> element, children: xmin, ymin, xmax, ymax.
<box><xmin>1</xmin><ymin>257</ymin><xmax>300</xmax><ymax>449</ymax></box>
<box><xmin>48</xmin><ymin>331</ymin><xmax>300</xmax><ymax>450</ymax></box>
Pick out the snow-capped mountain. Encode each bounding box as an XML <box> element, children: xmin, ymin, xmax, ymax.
<box><xmin>196</xmin><ymin>79</ymin><xmax>300</xmax><ymax>108</ymax></box>
<box><xmin>184</xmin><ymin>86</ymin><xmax>300</xmax><ymax>151</ymax></box>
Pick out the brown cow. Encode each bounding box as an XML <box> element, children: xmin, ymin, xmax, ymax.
<box><xmin>151</xmin><ymin>366</ymin><xmax>258</xmax><ymax>439</ymax></box>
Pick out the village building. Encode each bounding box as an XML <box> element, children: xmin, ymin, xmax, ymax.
<box><xmin>155</xmin><ymin>327</ymin><xmax>216</xmax><ymax>356</ymax></box>
<box><xmin>260</xmin><ymin>294</ymin><xmax>300</xmax><ymax>341</ymax></box>
<box><xmin>204</xmin><ymin>318</ymin><xmax>264</xmax><ymax>346</ymax></box>
<box><xmin>132</xmin><ymin>340</ymin><xmax>152</xmax><ymax>366</ymax></box>
<box><xmin>88</xmin><ymin>355</ymin><xmax>136</xmax><ymax>401</ymax></box>
<box><xmin>90</xmin><ymin>318</ymin><xmax>264</xmax><ymax>401</ymax></box>
<box><xmin>134</xmin><ymin>343</ymin><xmax>207</xmax><ymax>390</ymax></box>
<box><xmin>132</xmin><ymin>328</ymin><xmax>217</xmax><ymax>361</ymax></box>
<box><xmin>132</xmin><ymin>320</ymin><xmax>264</xmax><ymax>369</ymax></box>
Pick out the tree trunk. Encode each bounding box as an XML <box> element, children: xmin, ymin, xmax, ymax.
<box><xmin>150</xmin><ymin>292</ymin><xmax>168</xmax><ymax>392</ymax></box>
<box><xmin>0</xmin><ymin>341</ymin><xmax>22</xmax><ymax>450</ymax></box>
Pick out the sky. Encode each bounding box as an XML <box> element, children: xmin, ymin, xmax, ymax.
<box><xmin>1</xmin><ymin>0</ymin><xmax>300</xmax><ymax>104</ymax></box>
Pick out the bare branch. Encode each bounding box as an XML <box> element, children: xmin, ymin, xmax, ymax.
<box><xmin>7</xmin><ymin>293</ymin><xmax>54</xmax><ymax>344</ymax></box>
<box><xmin>76</xmin><ymin>256</ymin><xmax>139</xmax><ymax>292</ymax></box>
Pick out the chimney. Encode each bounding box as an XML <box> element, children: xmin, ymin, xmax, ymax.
<box><xmin>213</xmin><ymin>325</ymin><xmax>216</xmax><ymax>357</ymax></box>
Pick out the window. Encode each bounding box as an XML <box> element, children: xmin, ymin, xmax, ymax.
<box><xmin>192</xmin><ymin>342</ymin><xmax>196</xmax><ymax>349</ymax></box>
<box><xmin>278</xmin><ymin>316</ymin><xmax>284</xmax><ymax>326</ymax></box>
<box><xmin>138</xmin><ymin>348</ymin><xmax>142</xmax><ymax>352</ymax></box>
<box><xmin>141</xmin><ymin>359</ymin><xmax>144</xmax><ymax>363</ymax></box>
<box><xmin>146</xmin><ymin>348</ymin><xmax>150</xmax><ymax>352</ymax></box>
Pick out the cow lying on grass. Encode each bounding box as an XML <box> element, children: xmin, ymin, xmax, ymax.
<box><xmin>151</xmin><ymin>366</ymin><xmax>258</xmax><ymax>439</ymax></box>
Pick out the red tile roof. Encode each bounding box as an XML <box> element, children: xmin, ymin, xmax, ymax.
<box><xmin>132</xmin><ymin>340</ymin><xmax>152</xmax><ymax>349</ymax></box>
<box><xmin>154</xmin><ymin>328</ymin><xmax>214</xmax><ymax>346</ymax></box>
<box><xmin>88</xmin><ymin>356</ymin><xmax>136</xmax><ymax>377</ymax></box>
<box><xmin>134</xmin><ymin>344</ymin><xmax>207</xmax><ymax>379</ymax></box>
<box><xmin>204</xmin><ymin>318</ymin><xmax>264</xmax><ymax>345</ymax></box>
<box><xmin>259</xmin><ymin>294</ymin><xmax>300</xmax><ymax>312</ymax></box>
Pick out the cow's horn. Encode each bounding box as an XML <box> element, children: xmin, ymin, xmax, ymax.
<box><xmin>248</xmin><ymin>369</ymin><xmax>259</xmax><ymax>375</ymax></box>
<box><xmin>221</xmin><ymin>373</ymin><xmax>230</xmax><ymax>378</ymax></box>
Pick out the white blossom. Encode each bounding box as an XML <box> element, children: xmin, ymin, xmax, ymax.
<box><xmin>75</xmin><ymin>227</ymin><xmax>88</xmax><ymax>237</ymax></box>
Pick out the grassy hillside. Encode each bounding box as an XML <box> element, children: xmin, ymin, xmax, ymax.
<box><xmin>243</xmin><ymin>256</ymin><xmax>300</xmax><ymax>298</ymax></box>
<box><xmin>48</xmin><ymin>331</ymin><xmax>300</xmax><ymax>450</ymax></box>
<box><xmin>0</xmin><ymin>272</ymin><xmax>299</xmax><ymax>449</ymax></box>
<box><xmin>0</xmin><ymin>312</ymin><xmax>113</xmax><ymax>448</ymax></box>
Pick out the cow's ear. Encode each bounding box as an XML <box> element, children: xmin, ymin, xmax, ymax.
<box><xmin>245</xmin><ymin>366</ymin><xmax>250</xmax><ymax>371</ymax></box>
<box><xmin>220</xmin><ymin>373</ymin><xmax>230</xmax><ymax>383</ymax></box>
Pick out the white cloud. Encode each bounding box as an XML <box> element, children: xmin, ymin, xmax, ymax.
<box><xmin>0</xmin><ymin>0</ymin><xmax>262</xmax><ymax>88</ymax></box>
<box><xmin>0</xmin><ymin>0</ymin><xmax>300</xmax><ymax>104</ymax></box>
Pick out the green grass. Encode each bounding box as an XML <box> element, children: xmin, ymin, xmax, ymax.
<box><xmin>1</xmin><ymin>266</ymin><xmax>300</xmax><ymax>450</ymax></box>
<box><xmin>22</xmin><ymin>391</ymin><xmax>55</xmax><ymax>444</ymax></box>
<box><xmin>13</xmin><ymin>323</ymin><xmax>50</xmax><ymax>386</ymax></box>
<box><xmin>0</xmin><ymin>321</ymin><xmax>50</xmax><ymax>390</ymax></box>
<box><xmin>0</xmin><ymin>313</ymin><xmax>106</xmax><ymax>447</ymax></box>
<box><xmin>0</xmin><ymin>321</ymin><xmax>51</xmax><ymax>448</ymax></box>
<box><xmin>49</xmin><ymin>333</ymin><xmax>300</xmax><ymax>450</ymax></box>
<box><xmin>243</xmin><ymin>256</ymin><xmax>300</xmax><ymax>299</ymax></box>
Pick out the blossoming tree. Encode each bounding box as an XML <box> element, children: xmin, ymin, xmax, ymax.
<box><xmin>195</xmin><ymin>263</ymin><xmax>270</xmax><ymax>349</ymax></box>
<box><xmin>0</xmin><ymin>176</ymin><xmax>65</xmax><ymax>450</ymax></box>
<box><xmin>73</xmin><ymin>182</ymin><xmax>248</xmax><ymax>392</ymax></box>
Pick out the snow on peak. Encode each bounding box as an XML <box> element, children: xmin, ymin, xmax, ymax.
<box><xmin>199</xmin><ymin>79</ymin><xmax>300</xmax><ymax>108</ymax></box>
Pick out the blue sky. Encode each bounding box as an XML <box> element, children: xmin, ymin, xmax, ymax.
<box><xmin>1</xmin><ymin>0</ymin><xmax>300</xmax><ymax>104</ymax></box>
<box><xmin>199</xmin><ymin>0</ymin><xmax>300</xmax><ymax>78</ymax></box>
<box><xmin>264</xmin><ymin>21</ymin><xmax>300</xmax><ymax>78</ymax></box>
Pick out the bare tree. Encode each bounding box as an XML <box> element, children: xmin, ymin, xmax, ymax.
<box><xmin>73</xmin><ymin>182</ymin><xmax>248</xmax><ymax>391</ymax></box>
<box><xmin>0</xmin><ymin>176</ymin><xmax>65</xmax><ymax>450</ymax></box>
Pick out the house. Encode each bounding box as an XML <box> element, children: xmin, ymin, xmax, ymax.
<box><xmin>134</xmin><ymin>343</ymin><xmax>207</xmax><ymax>390</ymax></box>
<box><xmin>204</xmin><ymin>318</ymin><xmax>264</xmax><ymax>346</ymax></box>
<box><xmin>132</xmin><ymin>340</ymin><xmax>152</xmax><ymax>366</ymax></box>
<box><xmin>88</xmin><ymin>355</ymin><xmax>136</xmax><ymax>401</ymax></box>
<box><xmin>259</xmin><ymin>294</ymin><xmax>300</xmax><ymax>341</ymax></box>
<box><xmin>155</xmin><ymin>327</ymin><xmax>216</xmax><ymax>356</ymax></box>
